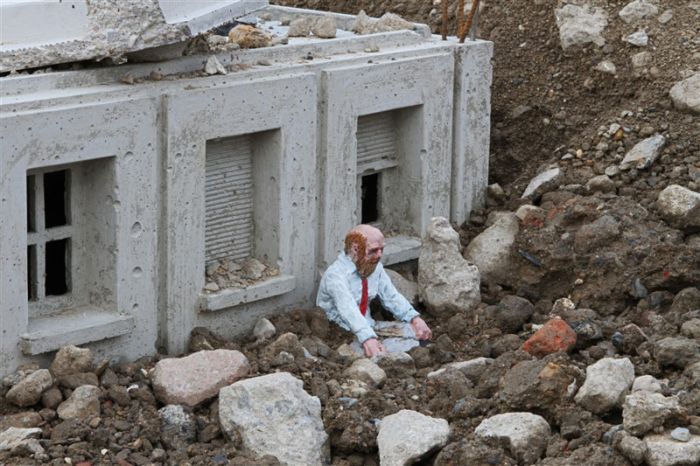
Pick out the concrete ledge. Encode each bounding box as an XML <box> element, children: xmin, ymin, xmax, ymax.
<box><xmin>20</xmin><ymin>308</ymin><xmax>135</xmax><ymax>356</ymax></box>
<box><xmin>383</xmin><ymin>235</ymin><xmax>422</xmax><ymax>265</ymax></box>
<box><xmin>199</xmin><ymin>274</ymin><xmax>296</xmax><ymax>312</ymax></box>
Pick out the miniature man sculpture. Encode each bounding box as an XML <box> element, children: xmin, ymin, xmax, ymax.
<box><xmin>316</xmin><ymin>224</ymin><xmax>432</xmax><ymax>357</ymax></box>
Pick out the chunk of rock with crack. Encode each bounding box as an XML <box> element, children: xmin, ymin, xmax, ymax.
<box><xmin>574</xmin><ymin>357</ymin><xmax>635</xmax><ymax>414</ymax></box>
<box><xmin>418</xmin><ymin>216</ymin><xmax>480</xmax><ymax>317</ymax></box>
<box><xmin>521</xmin><ymin>167</ymin><xmax>561</xmax><ymax>199</ymax></box>
<box><xmin>622</xmin><ymin>391</ymin><xmax>683</xmax><ymax>436</ymax></box>
<box><xmin>151</xmin><ymin>349</ymin><xmax>249</xmax><ymax>407</ymax></box>
<box><xmin>57</xmin><ymin>385</ymin><xmax>100</xmax><ymax>421</ymax></box>
<box><xmin>619</xmin><ymin>134</ymin><xmax>666</xmax><ymax>170</ymax></box>
<box><xmin>50</xmin><ymin>345</ymin><xmax>94</xmax><ymax>376</ymax></box>
<box><xmin>219</xmin><ymin>372</ymin><xmax>329</xmax><ymax>466</ymax></box>
<box><xmin>644</xmin><ymin>432</ymin><xmax>700</xmax><ymax>466</ymax></box>
<box><xmin>378</xmin><ymin>410</ymin><xmax>450</xmax><ymax>466</ymax></box>
<box><xmin>0</xmin><ymin>426</ymin><xmax>43</xmax><ymax>455</ymax></box>
<box><xmin>522</xmin><ymin>317</ymin><xmax>577</xmax><ymax>357</ymax></box>
<box><xmin>657</xmin><ymin>185</ymin><xmax>700</xmax><ymax>232</ymax></box>
<box><xmin>475</xmin><ymin>412</ymin><xmax>550</xmax><ymax>464</ymax></box>
<box><xmin>5</xmin><ymin>369</ymin><xmax>53</xmax><ymax>408</ymax></box>
<box><xmin>554</xmin><ymin>4</ymin><xmax>608</xmax><ymax>50</ymax></box>
<box><xmin>344</xmin><ymin>358</ymin><xmax>386</xmax><ymax>388</ymax></box>
<box><xmin>463</xmin><ymin>213</ymin><xmax>519</xmax><ymax>286</ymax></box>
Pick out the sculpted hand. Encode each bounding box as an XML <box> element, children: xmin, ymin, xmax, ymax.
<box><xmin>411</xmin><ymin>317</ymin><xmax>432</xmax><ymax>341</ymax></box>
<box><xmin>362</xmin><ymin>338</ymin><xmax>386</xmax><ymax>357</ymax></box>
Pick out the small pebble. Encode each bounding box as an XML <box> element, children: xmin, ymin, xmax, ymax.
<box><xmin>670</xmin><ymin>427</ymin><xmax>690</xmax><ymax>442</ymax></box>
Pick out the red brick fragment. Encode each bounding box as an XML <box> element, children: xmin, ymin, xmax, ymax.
<box><xmin>522</xmin><ymin>317</ymin><xmax>577</xmax><ymax>357</ymax></box>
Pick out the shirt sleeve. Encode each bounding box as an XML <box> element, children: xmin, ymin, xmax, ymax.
<box><xmin>323</xmin><ymin>271</ymin><xmax>378</xmax><ymax>344</ymax></box>
<box><xmin>377</xmin><ymin>268</ymin><xmax>420</xmax><ymax>323</ymax></box>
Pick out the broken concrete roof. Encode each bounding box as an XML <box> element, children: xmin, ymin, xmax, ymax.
<box><xmin>0</xmin><ymin>0</ymin><xmax>268</xmax><ymax>73</ymax></box>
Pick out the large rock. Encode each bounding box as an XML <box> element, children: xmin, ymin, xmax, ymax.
<box><xmin>657</xmin><ymin>185</ymin><xmax>700</xmax><ymax>231</ymax></box>
<box><xmin>5</xmin><ymin>369</ymin><xmax>53</xmax><ymax>407</ymax></box>
<box><xmin>654</xmin><ymin>337</ymin><xmax>700</xmax><ymax>368</ymax></box>
<box><xmin>554</xmin><ymin>5</ymin><xmax>608</xmax><ymax>50</ymax></box>
<box><xmin>464</xmin><ymin>213</ymin><xmax>519</xmax><ymax>285</ymax></box>
<box><xmin>219</xmin><ymin>372</ymin><xmax>329</xmax><ymax>466</ymax></box>
<box><xmin>521</xmin><ymin>167</ymin><xmax>561</xmax><ymax>199</ymax></box>
<box><xmin>644</xmin><ymin>432</ymin><xmax>700</xmax><ymax>466</ymax></box>
<box><xmin>500</xmin><ymin>359</ymin><xmax>578</xmax><ymax>414</ymax></box>
<box><xmin>0</xmin><ymin>426</ymin><xmax>42</xmax><ymax>452</ymax></box>
<box><xmin>151</xmin><ymin>349</ymin><xmax>249</xmax><ymax>407</ymax></box>
<box><xmin>418</xmin><ymin>217</ymin><xmax>480</xmax><ymax>316</ymax></box>
<box><xmin>56</xmin><ymin>385</ymin><xmax>100</xmax><ymax>420</ymax></box>
<box><xmin>475</xmin><ymin>412</ymin><xmax>550</xmax><ymax>464</ymax></box>
<box><xmin>311</xmin><ymin>16</ymin><xmax>337</xmax><ymax>39</ymax></box>
<box><xmin>669</xmin><ymin>73</ymin><xmax>700</xmax><ymax>114</ymax></box>
<box><xmin>522</xmin><ymin>317</ymin><xmax>577</xmax><ymax>357</ymax></box>
<box><xmin>378</xmin><ymin>410</ymin><xmax>450</xmax><ymax>466</ymax></box>
<box><xmin>385</xmin><ymin>269</ymin><xmax>419</xmax><ymax>306</ymax></box>
<box><xmin>574</xmin><ymin>357</ymin><xmax>635</xmax><ymax>414</ymax></box>
<box><xmin>50</xmin><ymin>345</ymin><xmax>93</xmax><ymax>376</ymax></box>
<box><xmin>344</xmin><ymin>358</ymin><xmax>386</xmax><ymax>388</ymax></box>
<box><xmin>620</xmin><ymin>135</ymin><xmax>666</xmax><ymax>170</ymax></box>
<box><xmin>623</xmin><ymin>391</ymin><xmax>683</xmax><ymax>436</ymax></box>
<box><xmin>619</xmin><ymin>0</ymin><xmax>659</xmax><ymax>23</ymax></box>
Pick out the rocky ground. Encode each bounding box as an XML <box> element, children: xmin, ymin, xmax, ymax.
<box><xmin>2</xmin><ymin>1</ymin><xmax>700</xmax><ymax>465</ymax></box>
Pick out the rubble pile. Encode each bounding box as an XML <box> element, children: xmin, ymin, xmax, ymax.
<box><xmin>2</xmin><ymin>0</ymin><xmax>699</xmax><ymax>465</ymax></box>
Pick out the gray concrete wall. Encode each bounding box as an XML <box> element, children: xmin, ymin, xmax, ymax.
<box><xmin>0</xmin><ymin>20</ymin><xmax>492</xmax><ymax>377</ymax></box>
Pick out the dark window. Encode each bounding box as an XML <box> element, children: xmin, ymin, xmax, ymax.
<box><xmin>44</xmin><ymin>170</ymin><xmax>69</xmax><ymax>228</ymax></box>
<box><xmin>361</xmin><ymin>173</ymin><xmax>380</xmax><ymax>223</ymax></box>
<box><xmin>45</xmin><ymin>239</ymin><xmax>70</xmax><ymax>296</ymax></box>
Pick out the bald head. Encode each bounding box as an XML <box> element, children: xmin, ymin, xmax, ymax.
<box><xmin>344</xmin><ymin>224</ymin><xmax>385</xmax><ymax>278</ymax></box>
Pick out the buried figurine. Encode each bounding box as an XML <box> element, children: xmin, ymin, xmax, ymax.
<box><xmin>317</xmin><ymin>224</ymin><xmax>432</xmax><ymax>357</ymax></box>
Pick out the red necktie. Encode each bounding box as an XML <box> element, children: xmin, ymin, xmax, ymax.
<box><xmin>359</xmin><ymin>279</ymin><xmax>368</xmax><ymax>316</ymax></box>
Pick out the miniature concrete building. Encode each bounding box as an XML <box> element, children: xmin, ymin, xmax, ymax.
<box><xmin>0</xmin><ymin>2</ymin><xmax>492</xmax><ymax>377</ymax></box>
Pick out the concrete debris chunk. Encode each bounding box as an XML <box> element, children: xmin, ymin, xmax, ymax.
<box><xmin>669</xmin><ymin>73</ymin><xmax>700</xmax><ymax>114</ymax></box>
<box><xmin>253</xmin><ymin>318</ymin><xmax>276</xmax><ymax>341</ymax></box>
<box><xmin>344</xmin><ymin>358</ymin><xmax>387</xmax><ymax>388</ymax></box>
<box><xmin>521</xmin><ymin>167</ymin><xmax>561</xmax><ymax>199</ymax></box>
<box><xmin>50</xmin><ymin>345</ymin><xmax>94</xmax><ymax>376</ymax></box>
<box><xmin>654</xmin><ymin>337</ymin><xmax>700</xmax><ymax>368</ymax></box>
<box><xmin>575</xmin><ymin>357</ymin><xmax>635</xmax><ymax>414</ymax></box>
<box><xmin>312</xmin><ymin>15</ymin><xmax>337</xmax><ymax>39</ymax></box>
<box><xmin>151</xmin><ymin>349</ymin><xmax>250</xmax><ymax>407</ymax></box>
<box><xmin>5</xmin><ymin>369</ymin><xmax>53</xmax><ymax>408</ymax></box>
<box><xmin>204</xmin><ymin>56</ymin><xmax>227</xmax><ymax>75</ymax></box>
<box><xmin>619</xmin><ymin>0</ymin><xmax>659</xmax><ymax>24</ymax></box>
<box><xmin>595</xmin><ymin>60</ymin><xmax>617</xmax><ymax>75</ymax></box>
<box><xmin>378</xmin><ymin>410</ymin><xmax>450</xmax><ymax>466</ymax></box>
<box><xmin>622</xmin><ymin>391</ymin><xmax>683</xmax><ymax>436</ymax></box>
<box><xmin>219</xmin><ymin>372</ymin><xmax>329</xmax><ymax>466</ymax></box>
<box><xmin>159</xmin><ymin>404</ymin><xmax>197</xmax><ymax>449</ymax></box>
<box><xmin>644</xmin><ymin>432</ymin><xmax>700</xmax><ymax>466</ymax></box>
<box><xmin>657</xmin><ymin>185</ymin><xmax>700</xmax><ymax>231</ymax></box>
<box><xmin>619</xmin><ymin>134</ymin><xmax>666</xmax><ymax>170</ymax></box>
<box><xmin>288</xmin><ymin>17</ymin><xmax>312</xmax><ymax>37</ymax></box>
<box><xmin>632</xmin><ymin>375</ymin><xmax>666</xmax><ymax>393</ymax></box>
<box><xmin>418</xmin><ymin>217</ymin><xmax>481</xmax><ymax>317</ymax></box>
<box><xmin>554</xmin><ymin>4</ymin><xmax>608</xmax><ymax>50</ymax></box>
<box><xmin>352</xmin><ymin>11</ymin><xmax>414</xmax><ymax>35</ymax></box>
<box><xmin>57</xmin><ymin>385</ymin><xmax>101</xmax><ymax>420</ymax></box>
<box><xmin>0</xmin><ymin>426</ymin><xmax>43</xmax><ymax>452</ymax></box>
<box><xmin>624</xmin><ymin>30</ymin><xmax>649</xmax><ymax>47</ymax></box>
<box><xmin>475</xmin><ymin>412</ymin><xmax>551</xmax><ymax>464</ymax></box>
<box><xmin>228</xmin><ymin>25</ymin><xmax>272</xmax><ymax>49</ymax></box>
<box><xmin>463</xmin><ymin>213</ymin><xmax>519</xmax><ymax>286</ymax></box>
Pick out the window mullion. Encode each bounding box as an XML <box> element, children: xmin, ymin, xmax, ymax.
<box><xmin>35</xmin><ymin>242</ymin><xmax>46</xmax><ymax>301</ymax></box>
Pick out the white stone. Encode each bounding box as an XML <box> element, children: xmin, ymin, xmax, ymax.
<box><xmin>50</xmin><ymin>345</ymin><xmax>94</xmax><ymax>376</ymax></box>
<box><xmin>463</xmin><ymin>213</ymin><xmax>519</xmax><ymax>286</ymax></box>
<box><xmin>670</xmin><ymin>427</ymin><xmax>690</xmax><ymax>442</ymax></box>
<box><xmin>427</xmin><ymin>357</ymin><xmax>493</xmax><ymax>383</ymax></box>
<box><xmin>0</xmin><ymin>427</ymin><xmax>42</xmax><ymax>452</ymax></box>
<box><xmin>575</xmin><ymin>357</ymin><xmax>635</xmax><ymax>414</ymax></box>
<box><xmin>631</xmin><ymin>51</ymin><xmax>652</xmax><ymax>69</ymax></box>
<box><xmin>475</xmin><ymin>412</ymin><xmax>551</xmax><ymax>464</ymax></box>
<box><xmin>619</xmin><ymin>1</ymin><xmax>659</xmax><ymax>24</ymax></box>
<box><xmin>253</xmin><ymin>318</ymin><xmax>276</xmax><ymax>341</ymax></box>
<box><xmin>4</xmin><ymin>369</ymin><xmax>53</xmax><ymax>408</ymax></box>
<box><xmin>644</xmin><ymin>432</ymin><xmax>700</xmax><ymax>466</ymax></box>
<box><xmin>378</xmin><ymin>410</ymin><xmax>450</xmax><ymax>466</ymax></box>
<box><xmin>625</xmin><ymin>30</ymin><xmax>649</xmax><ymax>47</ymax></box>
<box><xmin>352</xmin><ymin>11</ymin><xmax>414</xmax><ymax>35</ymax></box>
<box><xmin>344</xmin><ymin>358</ymin><xmax>387</xmax><ymax>388</ymax></box>
<box><xmin>619</xmin><ymin>134</ymin><xmax>666</xmax><ymax>170</ymax></box>
<box><xmin>219</xmin><ymin>372</ymin><xmax>329</xmax><ymax>466</ymax></box>
<box><xmin>204</xmin><ymin>56</ymin><xmax>227</xmax><ymax>75</ymax></box>
<box><xmin>657</xmin><ymin>10</ymin><xmax>673</xmax><ymax>24</ymax></box>
<box><xmin>595</xmin><ymin>60</ymin><xmax>617</xmax><ymax>74</ymax></box>
<box><xmin>554</xmin><ymin>4</ymin><xmax>608</xmax><ymax>50</ymax></box>
<box><xmin>311</xmin><ymin>16</ymin><xmax>337</xmax><ymax>39</ymax></box>
<box><xmin>657</xmin><ymin>185</ymin><xmax>700</xmax><ymax>231</ymax></box>
<box><xmin>632</xmin><ymin>375</ymin><xmax>666</xmax><ymax>393</ymax></box>
<box><xmin>522</xmin><ymin>167</ymin><xmax>561</xmax><ymax>198</ymax></box>
<box><xmin>418</xmin><ymin>217</ymin><xmax>481</xmax><ymax>317</ymax></box>
<box><xmin>669</xmin><ymin>73</ymin><xmax>700</xmax><ymax>114</ymax></box>
<box><xmin>623</xmin><ymin>391</ymin><xmax>682</xmax><ymax>436</ymax></box>
<box><xmin>151</xmin><ymin>350</ymin><xmax>250</xmax><ymax>407</ymax></box>
<box><xmin>288</xmin><ymin>17</ymin><xmax>312</xmax><ymax>37</ymax></box>
<box><xmin>515</xmin><ymin>204</ymin><xmax>543</xmax><ymax>221</ymax></box>
<box><xmin>57</xmin><ymin>385</ymin><xmax>101</xmax><ymax>420</ymax></box>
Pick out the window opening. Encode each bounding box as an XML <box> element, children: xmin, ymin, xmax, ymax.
<box><xmin>361</xmin><ymin>173</ymin><xmax>380</xmax><ymax>223</ymax></box>
<box><xmin>44</xmin><ymin>170</ymin><xmax>69</xmax><ymax>228</ymax></box>
<box><xmin>45</xmin><ymin>239</ymin><xmax>70</xmax><ymax>296</ymax></box>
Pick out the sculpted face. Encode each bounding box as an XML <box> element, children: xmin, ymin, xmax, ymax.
<box><xmin>346</xmin><ymin>225</ymin><xmax>385</xmax><ymax>278</ymax></box>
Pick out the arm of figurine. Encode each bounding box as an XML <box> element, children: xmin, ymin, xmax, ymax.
<box><xmin>324</xmin><ymin>271</ymin><xmax>378</xmax><ymax>344</ymax></box>
<box><xmin>376</xmin><ymin>269</ymin><xmax>431</xmax><ymax>340</ymax></box>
